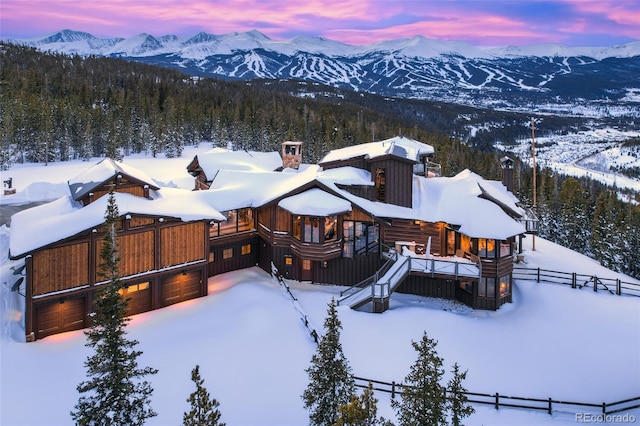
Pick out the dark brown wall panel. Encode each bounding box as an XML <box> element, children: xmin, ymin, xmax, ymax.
<box><xmin>160</xmin><ymin>222</ymin><xmax>206</xmax><ymax>268</ymax></box>
<box><xmin>33</xmin><ymin>242</ymin><xmax>89</xmax><ymax>296</ymax></box>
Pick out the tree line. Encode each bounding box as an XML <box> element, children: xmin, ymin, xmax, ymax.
<box><xmin>2</xmin><ymin>42</ymin><xmax>638</xmax><ymax>279</ymax></box>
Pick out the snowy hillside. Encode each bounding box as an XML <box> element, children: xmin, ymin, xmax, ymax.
<box><xmin>1</xmin><ymin>147</ymin><xmax>639</xmax><ymax>425</ymax></box>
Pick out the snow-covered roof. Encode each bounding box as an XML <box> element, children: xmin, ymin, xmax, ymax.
<box><xmin>278</xmin><ymin>188</ymin><xmax>352</xmax><ymax>216</ymax></box>
<box><xmin>9</xmin><ymin>190</ymin><xmax>225</xmax><ymax>258</ymax></box>
<box><xmin>412</xmin><ymin>170</ymin><xmax>526</xmax><ymax>239</ymax></box>
<box><xmin>192</xmin><ymin>149</ymin><xmax>282</xmax><ymax>180</ymax></box>
<box><xmin>319</xmin><ymin>136</ymin><xmax>434</xmax><ymax>164</ymax></box>
<box><xmin>317</xmin><ymin>166</ymin><xmax>373</xmax><ymax>186</ymax></box>
<box><xmin>67</xmin><ymin>158</ymin><xmax>159</xmax><ymax>201</ymax></box>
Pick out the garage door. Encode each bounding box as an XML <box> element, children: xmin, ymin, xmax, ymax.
<box><xmin>160</xmin><ymin>270</ymin><xmax>203</xmax><ymax>307</ymax></box>
<box><xmin>35</xmin><ymin>297</ymin><xmax>86</xmax><ymax>339</ymax></box>
<box><xmin>121</xmin><ymin>282</ymin><xmax>151</xmax><ymax>316</ymax></box>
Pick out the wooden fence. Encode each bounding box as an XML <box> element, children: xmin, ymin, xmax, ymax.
<box><xmin>354</xmin><ymin>376</ymin><xmax>640</xmax><ymax>417</ymax></box>
<box><xmin>513</xmin><ymin>266</ymin><xmax>640</xmax><ymax>297</ymax></box>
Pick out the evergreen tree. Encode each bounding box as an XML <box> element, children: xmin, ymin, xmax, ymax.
<box><xmin>302</xmin><ymin>298</ymin><xmax>356</xmax><ymax>426</ymax></box>
<box><xmin>334</xmin><ymin>382</ymin><xmax>392</xmax><ymax>426</ymax></box>
<box><xmin>446</xmin><ymin>363</ymin><xmax>474</xmax><ymax>426</ymax></box>
<box><xmin>71</xmin><ymin>192</ymin><xmax>158</xmax><ymax>426</ymax></box>
<box><xmin>183</xmin><ymin>365</ymin><xmax>225</xmax><ymax>426</ymax></box>
<box><xmin>391</xmin><ymin>332</ymin><xmax>446</xmax><ymax>426</ymax></box>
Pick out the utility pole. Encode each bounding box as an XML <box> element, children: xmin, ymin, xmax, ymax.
<box><xmin>531</xmin><ymin>117</ymin><xmax>537</xmax><ymax>251</ymax></box>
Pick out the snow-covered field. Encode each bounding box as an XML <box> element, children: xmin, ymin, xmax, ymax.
<box><xmin>1</xmin><ymin>147</ymin><xmax>639</xmax><ymax>425</ymax></box>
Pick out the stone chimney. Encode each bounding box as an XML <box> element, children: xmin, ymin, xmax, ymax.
<box><xmin>282</xmin><ymin>141</ymin><xmax>303</xmax><ymax>169</ymax></box>
<box><xmin>500</xmin><ymin>156</ymin><xmax>515</xmax><ymax>192</ymax></box>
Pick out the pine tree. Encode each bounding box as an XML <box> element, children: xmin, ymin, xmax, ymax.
<box><xmin>183</xmin><ymin>365</ymin><xmax>225</xmax><ymax>426</ymax></box>
<box><xmin>391</xmin><ymin>331</ymin><xmax>446</xmax><ymax>426</ymax></box>
<box><xmin>302</xmin><ymin>298</ymin><xmax>356</xmax><ymax>426</ymax></box>
<box><xmin>71</xmin><ymin>192</ymin><xmax>158</xmax><ymax>426</ymax></box>
<box><xmin>334</xmin><ymin>382</ymin><xmax>392</xmax><ymax>426</ymax></box>
<box><xmin>446</xmin><ymin>363</ymin><xmax>474</xmax><ymax>426</ymax></box>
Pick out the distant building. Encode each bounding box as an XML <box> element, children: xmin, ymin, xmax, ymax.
<box><xmin>10</xmin><ymin>136</ymin><xmax>531</xmax><ymax>341</ymax></box>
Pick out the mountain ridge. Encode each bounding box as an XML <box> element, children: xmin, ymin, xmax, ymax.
<box><xmin>13</xmin><ymin>28</ymin><xmax>640</xmax><ymax>59</ymax></box>
<box><xmin>7</xmin><ymin>29</ymin><xmax>640</xmax><ymax>119</ymax></box>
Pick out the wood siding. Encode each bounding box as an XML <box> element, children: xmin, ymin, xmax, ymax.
<box><xmin>312</xmin><ymin>254</ymin><xmax>384</xmax><ymax>286</ymax></box>
<box><xmin>161</xmin><ymin>222</ymin><xmax>206</xmax><ymax>268</ymax></box>
<box><xmin>95</xmin><ymin>231</ymin><xmax>155</xmax><ymax>281</ymax></box>
<box><xmin>369</xmin><ymin>158</ymin><xmax>413</xmax><ymax>208</ymax></box>
<box><xmin>32</xmin><ymin>242</ymin><xmax>89</xmax><ymax>296</ymax></box>
<box><xmin>209</xmin><ymin>236</ymin><xmax>259</xmax><ymax>276</ymax></box>
<box><xmin>397</xmin><ymin>275</ymin><xmax>458</xmax><ymax>300</ymax></box>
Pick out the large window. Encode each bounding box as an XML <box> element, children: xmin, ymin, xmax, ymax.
<box><xmin>293</xmin><ymin>215</ymin><xmax>336</xmax><ymax>244</ymax></box>
<box><xmin>343</xmin><ymin>221</ymin><xmax>379</xmax><ymax>258</ymax></box>
<box><xmin>477</xmin><ymin>238</ymin><xmax>496</xmax><ymax>258</ymax></box>
<box><xmin>446</xmin><ymin>229</ymin><xmax>456</xmax><ymax>255</ymax></box>
<box><xmin>479</xmin><ymin>277</ymin><xmax>496</xmax><ymax>297</ymax></box>
<box><xmin>500</xmin><ymin>241</ymin><xmax>512</xmax><ymax>258</ymax></box>
<box><xmin>210</xmin><ymin>208</ymin><xmax>255</xmax><ymax>237</ymax></box>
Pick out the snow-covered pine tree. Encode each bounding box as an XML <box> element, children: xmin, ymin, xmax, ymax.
<box><xmin>302</xmin><ymin>298</ymin><xmax>356</xmax><ymax>426</ymax></box>
<box><xmin>183</xmin><ymin>365</ymin><xmax>225</xmax><ymax>426</ymax></box>
<box><xmin>71</xmin><ymin>191</ymin><xmax>158</xmax><ymax>426</ymax></box>
<box><xmin>334</xmin><ymin>381</ymin><xmax>393</xmax><ymax>426</ymax></box>
<box><xmin>391</xmin><ymin>331</ymin><xmax>446</xmax><ymax>426</ymax></box>
<box><xmin>446</xmin><ymin>363</ymin><xmax>474</xmax><ymax>426</ymax></box>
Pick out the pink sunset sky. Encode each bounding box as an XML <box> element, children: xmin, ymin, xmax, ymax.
<box><xmin>1</xmin><ymin>0</ymin><xmax>639</xmax><ymax>46</ymax></box>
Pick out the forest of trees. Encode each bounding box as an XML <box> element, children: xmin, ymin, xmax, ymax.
<box><xmin>1</xmin><ymin>42</ymin><xmax>638</xmax><ymax>279</ymax></box>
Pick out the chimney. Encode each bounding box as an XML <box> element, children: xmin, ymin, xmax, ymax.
<box><xmin>282</xmin><ymin>141</ymin><xmax>303</xmax><ymax>169</ymax></box>
<box><xmin>500</xmin><ymin>156</ymin><xmax>515</xmax><ymax>192</ymax></box>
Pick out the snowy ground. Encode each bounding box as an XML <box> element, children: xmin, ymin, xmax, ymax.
<box><xmin>1</xmin><ymin>146</ymin><xmax>639</xmax><ymax>425</ymax></box>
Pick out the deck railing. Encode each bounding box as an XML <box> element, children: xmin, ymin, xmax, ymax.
<box><xmin>353</xmin><ymin>376</ymin><xmax>640</xmax><ymax>417</ymax></box>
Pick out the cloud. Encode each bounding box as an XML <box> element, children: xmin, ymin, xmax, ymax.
<box><xmin>1</xmin><ymin>0</ymin><xmax>637</xmax><ymax>45</ymax></box>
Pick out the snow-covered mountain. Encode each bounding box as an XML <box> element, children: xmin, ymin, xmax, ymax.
<box><xmin>11</xmin><ymin>29</ymin><xmax>640</xmax><ymax>114</ymax></box>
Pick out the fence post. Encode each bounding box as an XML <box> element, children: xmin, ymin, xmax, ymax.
<box><xmin>594</xmin><ymin>276</ymin><xmax>598</xmax><ymax>292</ymax></box>
<box><xmin>391</xmin><ymin>381</ymin><xmax>396</xmax><ymax>399</ymax></box>
<box><xmin>537</xmin><ymin>268</ymin><xmax>541</xmax><ymax>283</ymax></box>
<box><xmin>548</xmin><ymin>398</ymin><xmax>552</xmax><ymax>415</ymax></box>
<box><xmin>572</xmin><ymin>273</ymin><xmax>576</xmax><ymax>289</ymax></box>
<box><xmin>616</xmin><ymin>279</ymin><xmax>621</xmax><ymax>296</ymax></box>
<box><xmin>602</xmin><ymin>402</ymin><xmax>606</xmax><ymax>415</ymax></box>
<box><xmin>495</xmin><ymin>392</ymin><xmax>499</xmax><ymax>410</ymax></box>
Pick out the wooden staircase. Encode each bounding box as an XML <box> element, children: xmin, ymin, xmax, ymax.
<box><xmin>338</xmin><ymin>253</ymin><xmax>411</xmax><ymax>313</ymax></box>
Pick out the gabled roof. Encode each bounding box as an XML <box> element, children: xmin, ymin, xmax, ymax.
<box><xmin>67</xmin><ymin>158</ymin><xmax>159</xmax><ymax>201</ymax></box>
<box><xmin>319</xmin><ymin>136</ymin><xmax>434</xmax><ymax>165</ymax></box>
<box><xmin>187</xmin><ymin>148</ymin><xmax>283</xmax><ymax>181</ymax></box>
<box><xmin>9</xmin><ymin>189</ymin><xmax>225</xmax><ymax>258</ymax></box>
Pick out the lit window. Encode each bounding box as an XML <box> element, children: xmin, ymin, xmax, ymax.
<box><xmin>478</xmin><ymin>238</ymin><xmax>496</xmax><ymax>258</ymax></box>
<box><xmin>241</xmin><ymin>244</ymin><xmax>251</xmax><ymax>255</ymax></box>
<box><xmin>285</xmin><ymin>256</ymin><xmax>293</xmax><ymax>265</ymax></box>
<box><xmin>208</xmin><ymin>251</ymin><xmax>215</xmax><ymax>262</ymax></box>
<box><xmin>302</xmin><ymin>259</ymin><xmax>312</xmax><ymax>270</ymax></box>
<box><xmin>223</xmin><ymin>248</ymin><xmax>233</xmax><ymax>260</ymax></box>
<box><xmin>237</xmin><ymin>208</ymin><xmax>254</xmax><ymax>232</ymax></box>
<box><xmin>459</xmin><ymin>281</ymin><xmax>472</xmax><ymax>293</ymax></box>
<box><xmin>324</xmin><ymin>216</ymin><xmax>337</xmax><ymax>241</ymax></box>
<box><xmin>499</xmin><ymin>275</ymin><xmax>511</xmax><ymax>297</ymax></box>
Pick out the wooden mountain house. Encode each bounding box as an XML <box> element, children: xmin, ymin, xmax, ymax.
<box><xmin>10</xmin><ymin>137</ymin><xmax>535</xmax><ymax>341</ymax></box>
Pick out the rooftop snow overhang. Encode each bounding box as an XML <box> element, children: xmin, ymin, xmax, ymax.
<box><xmin>278</xmin><ymin>188</ymin><xmax>352</xmax><ymax>216</ymax></box>
<box><xmin>68</xmin><ymin>158</ymin><xmax>159</xmax><ymax>201</ymax></box>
